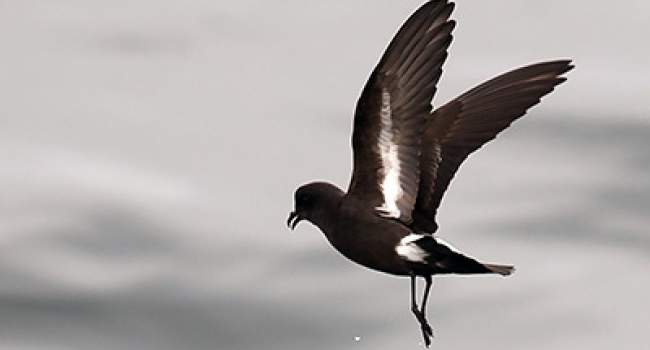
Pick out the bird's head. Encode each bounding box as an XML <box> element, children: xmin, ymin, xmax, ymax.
<box><xmin>287</xmin><ymin>182</ymin><xmax>344</xmax><ymax>231</ymax></box>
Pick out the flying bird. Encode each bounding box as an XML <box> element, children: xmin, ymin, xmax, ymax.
<box><xmin>287</xmin><ymin>0</ymin><xmax>572</xmax><ymax>346</ymax></box>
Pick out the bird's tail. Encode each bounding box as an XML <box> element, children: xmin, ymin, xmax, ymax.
<box><xmin>401</xmin><ymin>235</ymin><xmax>516</xmax><ymax>277</ymax></box>
<box><xmin>483</xmin><ymin>263</ymin><xmax>515</xmax><ymax>276</ymax></box>
<box><xmin>439</xmin><ymin>252</ymin><xmax>515</xmax><ymax>276</ymax></box>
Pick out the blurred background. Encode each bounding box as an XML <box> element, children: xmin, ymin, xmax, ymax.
<box><xmin>0</xmin><ymin>0</ymin><xmax>648</xmax><ymax>349</ymax></box>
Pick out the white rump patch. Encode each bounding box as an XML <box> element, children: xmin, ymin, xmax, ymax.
<box><xmin>396</xmin><ymin>234</ymin><xmax>429</xmax><ymax>263</ymax></box>
<box><xmin>375</xmin><ymin>89</ymin><xmax>403</xmax><ymax>219</ymax></box>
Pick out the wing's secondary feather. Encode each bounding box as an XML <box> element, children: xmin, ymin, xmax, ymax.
<box><xmin>411</xmin><ymin>60</ymin><xmax>574</xmax><ymax>233</ymax></box>
<box><xmin>348</xmin><ymin>0</ymin><xmax>456</xmax><ymax>224</ymax></box>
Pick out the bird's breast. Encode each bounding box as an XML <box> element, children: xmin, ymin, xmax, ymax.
<box><xmin>322</xmin><ymin>210</ymin><xmax>412</xmax><ymax>276</ymax></box>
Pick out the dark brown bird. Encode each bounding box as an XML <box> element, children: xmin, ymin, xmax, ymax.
<box><xmin>287</xmin><ymin>0</ymin><xmax>572</xmax><ymax>346</ymax></box>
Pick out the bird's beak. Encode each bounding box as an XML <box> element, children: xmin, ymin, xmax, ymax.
<box><xmin>287</xmin><ymin>211</ymin><xmax>303</xmax><ymax>230</ymax></box>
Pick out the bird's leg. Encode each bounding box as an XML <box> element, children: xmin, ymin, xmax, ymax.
<box><xmin>410</xmin><ymin>274</ymin><xmax>432</xmax><ymax>347</ymax></box>
<box><xmin>419</xmin><ymin>275</ymin><xmax>434</xmax><ymax>338</ymax></box>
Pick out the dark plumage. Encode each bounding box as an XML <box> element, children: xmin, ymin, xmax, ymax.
<box><xmin>287</xmin><ymin>1</ymin><xmax>572</xmax><ymax>346</ymax></box>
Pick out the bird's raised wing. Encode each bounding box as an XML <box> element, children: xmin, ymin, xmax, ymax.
<box><xmin>411</xmin><ymin>60</ymin><xmax>575</xmax><ymax>233</ymax></box>
<box><xmin>347</xmin><ymin>0</ymin><xmax>455</xmax><ymax>224</ymax></box>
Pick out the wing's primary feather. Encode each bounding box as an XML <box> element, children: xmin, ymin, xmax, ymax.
<box><xmin>347</xmin><ymin>0</ymin><xmax>455</xmax><ymax>224</ymax></box>
<box><xmin>411</xmin><ymin>60</ymin><xmax>574</xmax><ymax>233</ymax></box>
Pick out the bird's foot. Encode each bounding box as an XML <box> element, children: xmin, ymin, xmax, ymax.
<box><xmin>421</xmin><ymin>320</ymin><xmax>433</xmax><ymax>338</ymax></box>
<box><xmin>419</xmin><ymin>319</ymin><xmax>434</xmax><ymax>347</ymax></box>
<box><xmin>411</xmin><ymin>307</ymin><xmax>434</xmax><ymax>346</ymax></box>
<box><xmin>420</xmin><ymin>328</ymin><xmax>432</xmax><ymax>348</ymax></box>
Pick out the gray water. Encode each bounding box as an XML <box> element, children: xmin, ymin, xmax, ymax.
<box><xmin>0</xmin><ymin>1</ymin><xmax>648</xmax><ymax>349</ymax></box>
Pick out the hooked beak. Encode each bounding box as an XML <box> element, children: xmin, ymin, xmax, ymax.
<box><xmin>287</xmin><ymin>211</ymin><xmax>303</xmax><ymax>230</ymax></box>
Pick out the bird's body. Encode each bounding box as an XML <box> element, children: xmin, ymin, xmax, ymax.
<box><xmin>296</xmin><ymin>182</ymin><xmax>511</xmax><ymax>277</ymax></box>
<box><xmin>308</xmin><ymin>185</ymin><xmax>410</xmax><ymax>275</ymax></box>
<box><xmin>287</xmin><ymin>0</ymin><xmax>572</xmax><ymax>346</ymax></box>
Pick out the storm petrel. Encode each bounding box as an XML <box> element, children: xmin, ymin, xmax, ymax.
<box><xmin>287</xmin><ymin>0</ymin><xmax>572</xmax><ymax>346</ymax></box>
